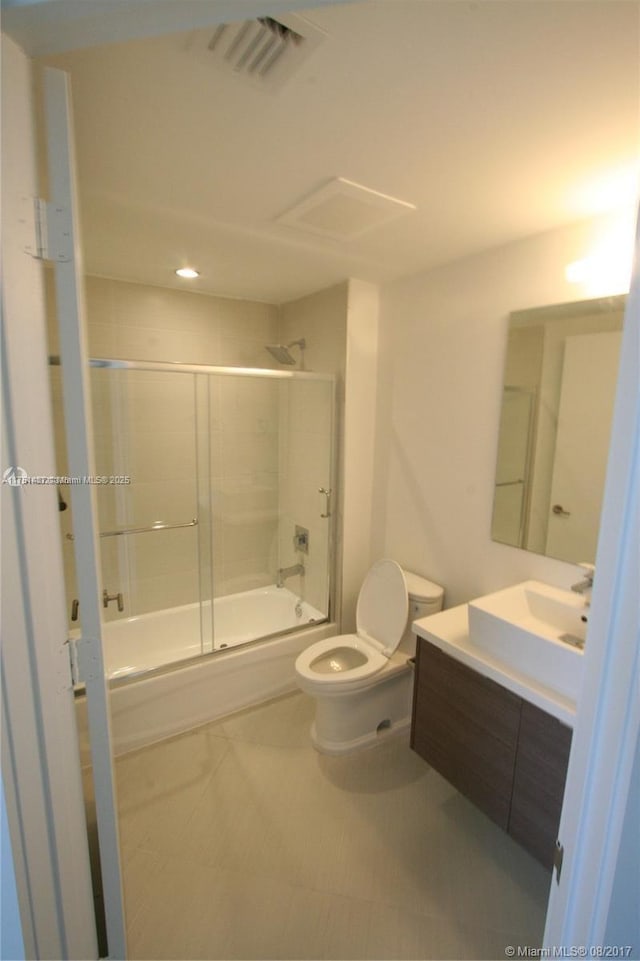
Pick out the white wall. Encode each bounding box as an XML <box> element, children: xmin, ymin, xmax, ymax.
<box><xmin>373</xmin><ymin>210</ymin><xmax>633</xmax><ymax>607</ymax></box>
<box><xmin>341</xmin><ymin>279</ymin><xmax>380</xmax><ymax>629</ymax></box>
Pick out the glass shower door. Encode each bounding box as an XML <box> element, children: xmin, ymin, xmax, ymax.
<box><xmin>207</xmin><ymin>368</ymin><xmax>335</xmax><ymax>651</ymax></box>
<box><xmin>54</xmin><ymin>364</ymin><xmax>208</xmax><ymax>678</ymax></box>
<box><xmin>277</xmin><ymin>374</ymin><xmax>334</xmax><ymax>622</ymax></box>
<box><xmin>92</xmin><ymin>366</ymin><xmax>206</xmax><ymax>675</ymax></box>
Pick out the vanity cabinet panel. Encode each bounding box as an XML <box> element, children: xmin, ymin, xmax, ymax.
<box><xmin>411</xmin><ymin>639</ymin><xmax>521</xmax><ymax>830</ymax></box>
<box><xmin>509</xmin><ymin>701</ymin><xmax>573</xmax><ymax>869</ymax></box>
<box><xmin>411</xmin><ymin>638</ymin><xmax>573</xmax><ymax>868</ymax></box>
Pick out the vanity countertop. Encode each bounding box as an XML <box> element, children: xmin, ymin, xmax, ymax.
<box><xmin>413</xmin><ymin>604</ymin><xmax>577</xmax><ymax>727</ymax></box>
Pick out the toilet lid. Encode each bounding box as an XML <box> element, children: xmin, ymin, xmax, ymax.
<box><xmin>356</xmin><ymin>559</ymin><xmax>408</xmax><ymax>657</ymax></box>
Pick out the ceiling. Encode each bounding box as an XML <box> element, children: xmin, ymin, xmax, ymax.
<box><xmin>40</xmin><ymin>0</ymin><xmax>640</xmax><ymax>304</ymax></box>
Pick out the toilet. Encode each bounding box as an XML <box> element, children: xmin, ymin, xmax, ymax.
<box><xmin>295</xmin><ymin>559</ymin><xmax>444</xmax><ymax>755</ymax></box>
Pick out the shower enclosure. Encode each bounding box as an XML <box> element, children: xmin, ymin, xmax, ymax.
<box><xmin>51</xmin><ymin>359</ymin><xmax>335</xmax><ymax>681</ymax></box>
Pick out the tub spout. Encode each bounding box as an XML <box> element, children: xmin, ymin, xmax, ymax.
<box><xmin>277</xmin><ymin>563</ymin><xmax>305</xmax><ymax>588</ymax></box>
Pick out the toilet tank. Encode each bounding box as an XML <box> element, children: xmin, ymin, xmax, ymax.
<box><xmin>399</xmin><ymin>570</ymin><xmax>444</xmax><ymax>655</ymax></box>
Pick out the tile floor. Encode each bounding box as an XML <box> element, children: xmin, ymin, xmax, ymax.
<box><xmin>113</xmin><ymin>691</ymin><xmax>550</xmax><ymax>960</ymax></box>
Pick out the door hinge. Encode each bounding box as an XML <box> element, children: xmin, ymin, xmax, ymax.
<box><xmin>24</xmin><ymin>197</ymin><xmax>73</xmax><ymax>262</ymax></box>
<box><xmin>554</xmin><ymin>839</ymin><xmax>564</xmax><ymax>884</ymax></box>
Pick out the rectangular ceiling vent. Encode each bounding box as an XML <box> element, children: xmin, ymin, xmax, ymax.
<box><xmin>186</xmin><ymin>13</ymin><xmax>325</xmax><ymax>92</ymax></box>
<box><xmin>277</xmin><ymin>178</ymin><xmax>417</xmax><ymax>242</ymax></box>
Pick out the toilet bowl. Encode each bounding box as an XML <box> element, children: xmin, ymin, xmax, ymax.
<box><xmin>295</xmin><ymin>559</ymin><xmax>444</xmax><ymax>755</ymax></box>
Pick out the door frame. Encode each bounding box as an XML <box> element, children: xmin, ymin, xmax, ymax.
<box><xmin>544</xmin><ymin>219</ymin><xmax>640</xmax><ymax>947</ymax></box>
<box><xmin>1</xmin><ymin>32</ymin><xmax>98</xmax><ymax>959</ymax></box>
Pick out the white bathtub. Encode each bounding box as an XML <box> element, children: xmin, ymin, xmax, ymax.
<box><xmin>104</xmin><ymin>585</ymin><xmax>325</xmax><ymax>680</ymax></box>
<box><xmin>76</xmin><ymin>586</ymin><xmax>336</xmax><ymax>755</ymax></box>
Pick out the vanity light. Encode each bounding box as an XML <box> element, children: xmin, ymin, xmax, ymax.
<box><xmin>175</xmin><ymin>267</ymin><xmax>200</xmax><ymax>279</ymax></box>
<box><xmin>565</xmin><ymin>207</ymin><xmax>635</xmax><ymax>295</ymax></box>
<box><xmin>565</xmin><ymin>259</ymin><xmax>589</xmax><ymax>284</ymax></box>
<box><xmin>572</xmin><ymin>164</ymin><xmax>639</xmax><ymax>216</ymax></box>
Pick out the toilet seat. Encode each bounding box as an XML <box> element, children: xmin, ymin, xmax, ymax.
<box><xmin>295</xmin><ymin>560</ymin><xmax>409</xmax><ymax>694</ymax></box>
<box><xmin>295</xmin><ymin>633</ymin><xmax>389</xmax><ymax>693</ymax></box>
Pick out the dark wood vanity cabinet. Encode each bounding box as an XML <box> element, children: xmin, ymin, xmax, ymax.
<box><xmin>509</xmin><ymin>700</ymin><xmax>573</xmax><ymax>868</ymax></box>
<box><xmin>411</xmin><ymin>639</ymin><xmax>521</xmax><ymax>830</ymax></box>
<box><xmin>411</xmin><ymin>638</ymin><xmax>573</xmax><ymax>869</ymax></box>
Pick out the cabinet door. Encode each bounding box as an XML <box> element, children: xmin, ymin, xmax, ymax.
<box><xmin>411</xmin><ymin>639</ymin><xmax>521</xmax><ymax>829</ymax></box>
<box><xmin>509</xmin><ymin>700</ymin><xmax>573</xmax><ymax>868</ymax></box>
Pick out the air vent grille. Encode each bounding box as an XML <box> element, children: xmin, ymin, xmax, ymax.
<box><xmin>210</xmin><ymin>17</ymin><xmax>302</xmax><ymax>78</ymax></box>
<box><xmin>187</xmin><ymin>14</ymin><xmax>324</xmax><ymax>91</ymax></box>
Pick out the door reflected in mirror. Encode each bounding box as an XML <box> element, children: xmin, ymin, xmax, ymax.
<box><xmin>491</xmin><ymin>295</ymin><xmax>625</xmax><ymax>564</ymax></box>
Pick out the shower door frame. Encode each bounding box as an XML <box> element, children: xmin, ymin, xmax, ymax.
<box><xmin>84</xmin><ymin>356</ymin><xmax>338</xmax><ymax>656</ymax></box>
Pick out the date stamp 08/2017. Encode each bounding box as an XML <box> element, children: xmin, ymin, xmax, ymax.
<box><xmin>504</xmin><ymin>947</ymin><xmax>635</xmax><ymax>959</ymax></box>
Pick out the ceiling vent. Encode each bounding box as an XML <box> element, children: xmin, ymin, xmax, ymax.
<box><xmin>185</xmin><ymin>13</ymin><xmax>325</xmax><ymax>92</ymax></box>
<box><xmin>277</xmin><ymin>178</ymin><xmax>417</xmax><ymax>242</ymax></box>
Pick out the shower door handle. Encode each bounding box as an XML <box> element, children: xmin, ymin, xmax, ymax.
<box><xmin>319</xmin><ymin>487</ymin><xmax>332</xmax><ymax>518</ymax></box>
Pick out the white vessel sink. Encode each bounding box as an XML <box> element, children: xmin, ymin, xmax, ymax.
<box><xmin>467</xmin><ymin>580</ymin><xmax>586</xmax><ymax>701</ymax></box>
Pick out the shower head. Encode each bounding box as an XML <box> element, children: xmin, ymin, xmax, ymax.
<box><xmin>265</xmin><ymin>338</ymin><xmax>306</xmax><ymax>366</ymax></box>
<box><xmin>266</xmin><ymin>344</ymin><xmax>297</xmax><ymax>365</ymax></box>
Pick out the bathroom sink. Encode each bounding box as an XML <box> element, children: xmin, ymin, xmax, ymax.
<box><xmin>467</xmin><ymin>580</ymin><xmax>586</xmax><ymax>701</ymax></box>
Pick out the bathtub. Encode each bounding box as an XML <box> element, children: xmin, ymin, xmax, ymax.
<box><xmin>104</xmin><ymin>585</ymin><xmax>325</xmax><ymax>680</ymax></box>
<box><xmin>76</xmin><ymin>586</ymin><xmax>336</xmax><ymax>755</ymax></box>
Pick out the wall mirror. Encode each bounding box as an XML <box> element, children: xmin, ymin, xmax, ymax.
<box><xmin>491</xmin><ymin>294</ymin><xmax>626</xmax><ymax>564</ymax></box>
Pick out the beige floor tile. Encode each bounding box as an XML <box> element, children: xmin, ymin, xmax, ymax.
<box><xmin>121</xmin><ymin>847</ymin><xmax>166</xmax><ymax>927</ymax></box>
<box><xmin>115</xmin><ymin>724</ymin><xmax>229</xmax><ymax>857</ymax></box>
<box><xmin>128</xmin><ymin>857</ymin><xmax>328</xmax><ymax>960</ymax></box>
<box><xmin>216</xmin><ymin>689</ymin><xmax>318</xmax><ymax>748</ymax></box>
<box><xmin>118</xmin><ymin>691</ymin><xmax>549</xmax><ymax>960</ymax></box>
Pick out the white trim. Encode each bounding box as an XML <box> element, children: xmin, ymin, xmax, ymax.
<box><xmin>1</xmin><ymin>33</ymin><xmax>97</xmax><ymax>959</ymax></box>
<box><xmin>43</xmin><ymin>65</ymin><xmax>128</xmax><ymax>958</ymax></box>
<box><xmin>544</xmin><ymin>211</ymin><xmax>640</xmax><ymax>947</ymax></box>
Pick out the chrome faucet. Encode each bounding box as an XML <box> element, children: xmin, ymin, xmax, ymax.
<box><xmin>103</xmin><ymin>588</ymin><xmax>124</xmax><ymax>612</ymax></box>
<box><xmin>277</xmin><ymin>563</ymin><xmax>305</xmax><ymax>588</ymax></box>
<box><xmin>571</xmin><ymin>563</ymin><xmax>595</xmax><ymax>602</ymax></box>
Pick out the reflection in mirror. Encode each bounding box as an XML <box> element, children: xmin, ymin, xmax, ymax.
<box><xmin>492</xmin><ymin>295</ymin><xmax>625</xmax><ymax>564</ymax></box>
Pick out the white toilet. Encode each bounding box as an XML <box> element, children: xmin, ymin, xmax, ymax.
<box><xmin>295</xmin><ymin>559</ymin><xmax>444</xmax><ymax>755</ymax></box>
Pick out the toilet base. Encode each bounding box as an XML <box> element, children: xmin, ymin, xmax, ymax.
<box><xmin>306</xmin><ymin>665</ymin><xmax>414</xmax><ymax>756</ymax></box>
<box><xmin>310</xmin><ymin>715</ymin><xmax>411</xmax><ymax>756</ymax></box>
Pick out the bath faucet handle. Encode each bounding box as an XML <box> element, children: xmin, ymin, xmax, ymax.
<box><xmin>103</xmin><ymin>589</ymin><xmax>124</xmax><ymax>612</ymax></box>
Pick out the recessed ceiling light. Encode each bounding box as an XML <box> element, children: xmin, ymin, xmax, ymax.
<box><xmin>175</xmin><ymin>267</ymin><xmax>199</xmax><ymax>279</ymax></box>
